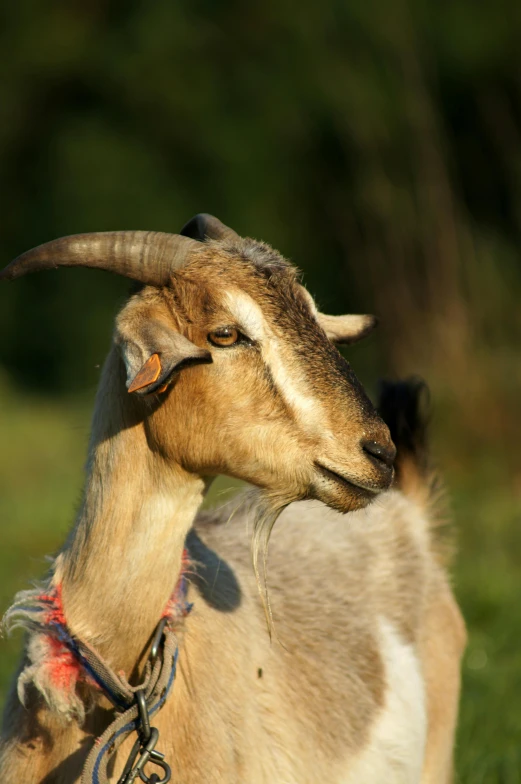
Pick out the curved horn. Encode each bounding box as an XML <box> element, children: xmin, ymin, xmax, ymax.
<box><xmin>180</xmin><ymin>213</ymin><xmax>240</xmax><ymax>243</ymax></box>
<box><xmin>0</xmin><ymin>231</ymin><xmax>200</xmax><ymax>286</ymax></box>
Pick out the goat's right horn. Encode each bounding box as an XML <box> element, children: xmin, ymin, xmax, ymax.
<box><xmin>0</xmin><ymin>231</ymin><xmax>201</xmax><ymax>287</ymax></box>
<box><xmin>180</xmin><ymin>213</ymin><xmax>240</xmax><ymax>243</ymax></box>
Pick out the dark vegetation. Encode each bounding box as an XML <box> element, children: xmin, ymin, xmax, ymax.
<box><xmin>1</xmin><ymin>2</ymin><xmax>520</xmax><ymax>779</ymax></box>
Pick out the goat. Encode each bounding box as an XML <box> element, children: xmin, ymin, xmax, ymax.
<box><xmin>0</xmin><ymin>215</ymin><xmax>465</xmax><ymax>783</ymax></box>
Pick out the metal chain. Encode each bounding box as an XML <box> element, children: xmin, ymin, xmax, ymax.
<box><xmin>81</xmin><ymin>620</ymin><xmax>180</xmax><ymax>784</ymax></box>
<box><xmin>117</xmin><ymin>690</ymin><xmax>171</xmax><ymax>784</ymax></box>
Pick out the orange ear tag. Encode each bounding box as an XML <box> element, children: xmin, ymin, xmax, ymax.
<box><xmin>128</xmin><ymin>353</ymin><xmax>162</xmax><ymax>393</ymax></box>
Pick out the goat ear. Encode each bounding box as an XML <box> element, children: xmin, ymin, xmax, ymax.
<box><xmin>317</xmin><ymin>313</ymin><xmax>377</xmax><ymax>345</ymax></box>
<box><xmin>119</xmin><ymin>321</ymin><xmax>212</xmax><ymax>396</ymax></box>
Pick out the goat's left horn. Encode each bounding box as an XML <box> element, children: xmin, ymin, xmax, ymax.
<box><xmin>0</xmin><ymin>231</ymin><xmax>201</xmax><ymax>286</ymax></box>
<box><xmin>180</xmin><ymin>213</ymin><xmax>240</xmax><ymax>243</ymax></box>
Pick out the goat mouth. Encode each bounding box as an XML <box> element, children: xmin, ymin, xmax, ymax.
<box><xmin>313</xmin><ymin>463</ymin><xmax>379</xmax><ymax>499</ymax></box>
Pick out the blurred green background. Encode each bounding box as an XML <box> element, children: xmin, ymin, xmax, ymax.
<box><xmin>1</xmin><ymin>1</ymin><xmax>520</xmax><ymax>780</ymax></box>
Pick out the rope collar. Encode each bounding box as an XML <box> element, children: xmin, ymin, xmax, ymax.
<box><xmin>81</xmin><ymin>621</ymin><xmax>181</xmax><ymax>784</ymax></box>
<box><xmin>35</xmin><ymin>550</ymin><xmax>192</xmax><ymax>784</ymax></box>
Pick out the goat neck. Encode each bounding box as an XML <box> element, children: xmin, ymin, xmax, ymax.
<box><xmin>54</xmin><ymin>346</ymin><xmax>205</xmax><ymax>676</ymax></box>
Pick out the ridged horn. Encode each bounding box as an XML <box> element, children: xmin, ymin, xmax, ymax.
<box><xmin>0</xmin><ymin>231</ymin><xmax>201</xmax><ymax>286</ymax></box>
<box><xmin>180</xmin><ymin>213</ymin><xmax>240</xmax><ymax>243</ymax></box>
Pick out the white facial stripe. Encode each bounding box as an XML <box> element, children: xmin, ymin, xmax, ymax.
<box><xmin>262</xmin><ymin>338</ymin><xmax>322</xmax><ymax>421</ymax></box>
<box><xmin>223</xmin><ymin>290</ymin><xmax>265</xmax><ymax>342</ymax></box>
<box><xmin>223</xmin><ymin>289</ymin><xmax>328</xmax><ymax>430</ymax></box>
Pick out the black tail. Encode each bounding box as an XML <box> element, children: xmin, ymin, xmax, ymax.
<box><xmin>378</xmin><ymin>378</ymin><xmax>450</xmax><ymax>560</ymax></box>
<box><xmin>378</xmin><ymin>378</ymin><xmax>432</xmax><ymax>499</ymax></box>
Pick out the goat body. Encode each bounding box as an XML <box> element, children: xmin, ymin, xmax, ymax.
<box><xmin>0</xmin><ymin>217</ymin><xmax>464</xmax><ymax>783</ymax></box>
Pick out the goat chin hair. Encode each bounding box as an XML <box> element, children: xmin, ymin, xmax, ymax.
<box><xmin>212</xmin><ymin>485</ymin><xmax>291</xmax><ymax>637</ymax></box>
<box><xmin>241</xmin><ymin>489</ymin><xmax>293</xmax><ymax>640</ymax></box>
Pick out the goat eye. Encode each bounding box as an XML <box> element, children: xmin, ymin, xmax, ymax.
<box><xmin>208</xmin><ymin>327</ymin><xmax>240</xmax><ymax>347</ymax></box>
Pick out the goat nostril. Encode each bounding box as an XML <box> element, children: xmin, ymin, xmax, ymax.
<box><xmin>362</xmin><ymin>440</ymin><xmax>396</xmax><ymax>469</ymax></box>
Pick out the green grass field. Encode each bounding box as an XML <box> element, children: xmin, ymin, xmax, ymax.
<box><xmin>0</xmin><ymin>380</ymin><xmax>519</xmax><ymax>782</ymax></box>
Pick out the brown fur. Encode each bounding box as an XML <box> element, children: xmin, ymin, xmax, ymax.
<box><xmin>0</xmin><ymin>235</ymin><xmax>464</xmax><ymax>782</ymax></box>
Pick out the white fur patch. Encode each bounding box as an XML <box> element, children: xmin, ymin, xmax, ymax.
<box><xmin>223</xmin><ymin>290</ymin><xmax>265</xmax><ymax>342</ymax></box>
<box><xmin>262</xmin><ymin>337</ymin><xmax>322</xmax><ymax>423</ymax></box>
<box><xmin>339</xmin><ymin>618</ymin><xmax>427</xmax><ymax>784</ymax></box>
<box><xmin>223</xmin><ymin>289</ymin><xmax>327</xmax><ymax>431</ymax></box>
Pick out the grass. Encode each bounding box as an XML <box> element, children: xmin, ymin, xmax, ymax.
<box><xmin>448</xmin><ymin>456</ymin><xmax>521</xmax><ymax>781</ymax></box>
<box><xmin>0</xmin><ymin>379</ymin><xmax>519</xmax><ymax>781</ymax></box>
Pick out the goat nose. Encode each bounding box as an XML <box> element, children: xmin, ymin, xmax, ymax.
<box><xmin>362</xmin><ymin>439</ymin><xmax>396</xmax><ymax>469</ymax></box>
